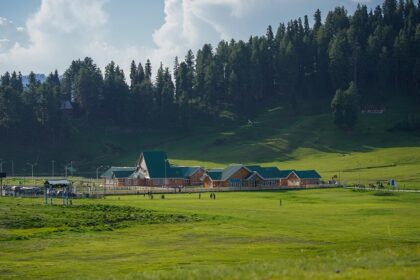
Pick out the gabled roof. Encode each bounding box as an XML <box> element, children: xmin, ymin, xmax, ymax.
<box><xmin>207</xmin><ymin>169</ymin><xmax>223</xmax><ymax>181</ymax></box>
<box><xmin>206</xmin><ymin>165</ymin><xmax>293</xmax><ymax>181</ymax></box>
<box><xmin>101</xmin><ymin>167</ymin><xmax>136</xmax><ymax>178</ymax></box>
<box><xmin>246</xmin><ymin>165</ymin><xmax>284</xmax><ymax>179</ymax></box>
<box><xmin>221</xmin><ymin>164</ymin><xmax>248</xmax><ymax>181</ymax></box>
<box><xmin>140</xmin><ymin>152</ymin><xmax>203</xmax><ymax>179</ymax></box>
<box><xmin>245</xmin><ymin>171</ymin><xmax>265</xmax><ymax>181</ymax></box>
<box><xmin>295</xmin><ymin>170</ymin><xmax>321</xmax><ymax>179</ymax></box>
<box><xmin>141</xmin><ymin>151</ymin><xmax>171</xmax><ymax>178</ymax></box>
<box><xmin>278</xmin><ymin>170</ymin><xmax>294</xmax><ymax>178</ymax></box>
<box><xmin>112</xmin><ymin>170</ymin><xmax>136</xmax><ymax>179</ymax></box>
<box><xmin>176</xmin><ymin>166</ymin><xmax>202</xmax><ymax>177</ymax></box>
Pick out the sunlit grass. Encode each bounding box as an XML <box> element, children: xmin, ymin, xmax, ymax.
<box><xmin>0</xmin><ymin>189</ymin><xmax>419</xmax><ymax>279</ymax></box>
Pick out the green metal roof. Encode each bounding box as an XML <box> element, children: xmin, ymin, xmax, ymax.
<box><xmin>246</xmin><ymin>165</ymin><xmax>284</xmax><ymax>179</ymax></box>
<box><xmin>207</xmin><ymin>169</ymin><xmax>223</xmax><ymax>181</ymax></box>
<box><xmin>295</xmin><ymin>170</ymin><xmax>321</xmax><ymax>179</ymax></box>
<box><xmin>142</xmin><ymin>151</ymin><xmax>171</xmax><ymax>179</ymax></box>
<box><xmin>141</xmin><ymin>152</ymin><xmax>202</xmax><ymax>179</ymax></box>
<box><xmin>101</xmin><ymin>167</ymin><xmax>136</xmax><ymax>178</ymax></box>
<box><xmin>207</xmin><ymin>165</ymin><xmax>293</xmax><ymax>181</ymax></box>
<box><xmin>278</xmin><ymin>170</ymin><xmax>294</xmax><ymax>178</ymax></box>
<box><xmin>112</xmin><ymin>170</ymin><xmax>136</xmax><ymax>179</ymax></box>
<box><xmin>176</xmin><ymin>166</ymin><xmax>201</xmax><ymax>177</ymax></box>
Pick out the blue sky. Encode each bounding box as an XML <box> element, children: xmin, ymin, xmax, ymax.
<box><xmin>0</xmin><ymin>0</ymin><xmax>383</xmax><ymax>75</ymax></box>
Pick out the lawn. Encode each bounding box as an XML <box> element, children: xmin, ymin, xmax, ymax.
<box><xmin>0</xmin><ymin>189</ymin><xmax>419</xmax><ymax>279</ymax></box>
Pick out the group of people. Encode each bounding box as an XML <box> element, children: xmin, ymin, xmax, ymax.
<box><xmin>141</xmin><ymin>191</ymin><xmax>218</xmax><ymax>200</ymax></box>
<box><xmin>209</xmin><ymin>192</ymin><xmax>216</xmax><ymax>200</ymax></box>
<box><xmin>197</xmin><ymin>192</ymin><xmax>216</xmax><ymax>200</ymax></box>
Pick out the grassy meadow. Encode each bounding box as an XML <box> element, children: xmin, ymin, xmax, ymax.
<box><xmin>1</xmin><ymin>97</ymin><xmax>420</xmax><ymax>189</ymax></box>
<box><xmin>0</xmin><ymin>188</ymin><xmax>419</xmax><ymax>279</ymax></box>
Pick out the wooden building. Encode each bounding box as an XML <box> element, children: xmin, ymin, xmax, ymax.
<box><xmin>102</xmin><ymin>151</ymin><xmax>205</xmax><ymax>187</ymax></box>
<box><xmin>102</xmin><ymin>151</ymin><xmax>321</xmax><ymax>188</ymax></box>
<box><xmin>101</xmin><ymin>167</ymin><xmax>137</xmax><ymax>187</ymax></box>
<box><xmin>202</xmin><ymin>164</ymin><xmax>321</xmax><ymax>188</ymax></box>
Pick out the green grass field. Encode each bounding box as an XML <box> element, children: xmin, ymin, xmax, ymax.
<box><xmin>1</xmin><ymin>189</ymin><xmax>419</xmax><ymax>279</ymax></box>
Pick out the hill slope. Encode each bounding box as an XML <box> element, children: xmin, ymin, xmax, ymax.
<box><xmin>1</xmin><ymin>97</ymin><xmax>419</xmax><ymax>188</ymax></box>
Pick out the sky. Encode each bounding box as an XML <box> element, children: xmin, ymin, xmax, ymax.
<box><xmin>0</xmin><ymin>0</ymin><xmax>383</xmax><ymax>77</ymax></box>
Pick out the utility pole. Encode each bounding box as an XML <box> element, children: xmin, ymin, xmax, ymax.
<box><xmin>26</xmin><ymin>162</ymin><xmax>37</xmax><ymax>184</ymax></box>
<box><xmin>65</xmin><ymin>161</ymin><xmax>73</xmax><ymax>178</ymax></box>
<box><xmin>164</xmin><ymin>159</ymin><xmax>168</xmax><ymax>187</ymax></box>
<box><xmin>51</xmin><ymin>160</ymin><xmax>55</xmax><ymax>177</ymax></box>
<box><xmin>338</xmin><ymin>170</ymin><xmax>341</xmax><ymax>185</ymax></box>
<box><xmin>96</xmin><ymin>165</ymin><xmax>103</xmax><ymax>181</ymax></box>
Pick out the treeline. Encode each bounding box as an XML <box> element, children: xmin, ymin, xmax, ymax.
<box><xmin>1</xmin><ymin>0</ymin><xmax>419</xmax><ymax>140</ymax></box>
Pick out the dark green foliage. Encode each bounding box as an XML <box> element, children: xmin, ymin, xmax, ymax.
<box><xmin>0</xmin><ymin>0</ymin><xmax>419</xmax><ymax>142</ymax></box>
<box><xmin>331</xmin><ymin>82</ymin><xmax>360</xmax><ymax>129</ymax></box>
<box><xmin>103</xmin><ymin>61</ymin><xmax>129</xmax><ymax>122</ymax></box>
<box><xmin>389</xmin><ymin>115</ymin><xmax>420</xmax><ymax>132</ymax></box>
<box><xmin>0</xmin><ymin>86</ymin><xmax>22</xmax><ymax>130</ymax></box>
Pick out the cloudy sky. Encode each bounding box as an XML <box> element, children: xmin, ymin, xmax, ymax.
<box><xmin>0</xmin><ymin>0</ymin><xmax>382</xmax><ymax>76</ymax></box>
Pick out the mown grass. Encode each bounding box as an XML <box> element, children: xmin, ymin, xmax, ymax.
<box><xmin>0</xmin><ymin>189</ymin><xmax>419</xmax><ymax>279</ymax></box>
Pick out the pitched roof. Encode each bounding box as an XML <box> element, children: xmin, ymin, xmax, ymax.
<box><xmin>207</xmin><ymin>165</ymin><xmax>292</xmax><ymax>181</ymax></box>
<box><xmin>278</xmin><ymin>170</ymin><xmax>294</xmax><ymax>178</ymax></box>
<box><xmin>207</xmin><ymin>169</ymin><xmax>223</xmax><ymax>181</ymax></box>
<box><xmin>141</xmin><ymin>152</ymin><xmax>202</xmax><ymax>179</ymax></box>
<box><xmin>142</xmin><ymin>151</ymin><xmax>171</xmax><ymax>178</ymax></box>
<box><xmin>112</xmin><ymin>170</ymin><xmax>136</xmax><ymax>179</ymax></box>
<box><xmin>295</xmin><ymin>170</ymin><xmax>321</xmax><ymax>179</ymax></box>
<box><xmin>245</xmin><ymin>172</ymin><xmax>265</xmax><ymax>180</ymax></box>
<box><xmin>221</xmin><ymin>164</ymin><xmax>247</xmax><ymax>181</ymax></box>
<box><xmin>101</xmin><ymin>167</ymin><xmax>136</xmax><ymax>178</ymax></box>
<box><xmin>176</xmin><ymin>166</ymin><xmax>202</xmax><ymax>177</ymax></box>
<box><xmin>246</xmin><ymin>165</ymin><xmax>285</xmax><ymax>179</ymax></box>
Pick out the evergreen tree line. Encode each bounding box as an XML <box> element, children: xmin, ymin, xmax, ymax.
<box><xmin>1</xmin><ymin>0</ymin><xmax>419</xmax><ymax>140</ymax></box>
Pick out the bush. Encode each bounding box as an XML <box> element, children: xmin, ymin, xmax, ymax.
<box><xmin>331</xmin><ymin>82</ymin><xmax>360</xmax><ymax>130</ymax></box>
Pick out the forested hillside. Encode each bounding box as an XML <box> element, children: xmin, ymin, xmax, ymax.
<box><xmin>0</xmin><ymin>0</ymin><xmax>419</xmax><ymax>177</ymax></box>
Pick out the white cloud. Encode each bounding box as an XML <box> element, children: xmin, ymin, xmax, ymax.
<box><xmin>151</xmin><ymin>0</ymin><xmax>291</xmax><ymax>68</ymax></box>
<box><xmin>0</xmin><ymin>0</ymin><xmax>147</xmax><ymax>76</ymax></box>
<box><xmin>0</xmin><ymin>16</ymin><xmax>29</xmax><ymax>53</ymax></box>
<box><xmin>0</xmin><ymin>0</ymin><xmax>381</xmax><ymax>77</ymax></box>
<box><xmin>0</xmin><ymin>0</ymin><xmax>281</xmax><ymax>76</ymax></box>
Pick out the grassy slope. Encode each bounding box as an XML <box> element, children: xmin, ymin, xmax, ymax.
<box><xmin>158</xmin><ymin>97</ymin><xmax>420</xmax><ymax>189</ymax></box>
<box><xmin>1</xmin><ymin>97</ymin><xmax>419</xmax><ymax>188</ymax></box>
<box><xmin>0</xmin><ymin>189</ymin><xmax>419</xmax><ymax>279</ymax></box>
